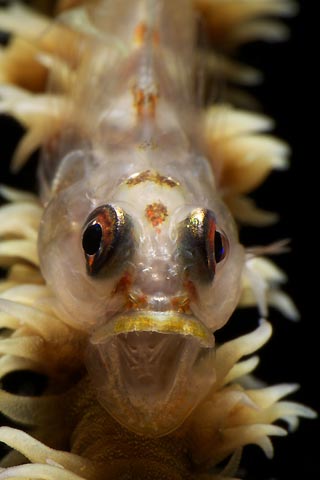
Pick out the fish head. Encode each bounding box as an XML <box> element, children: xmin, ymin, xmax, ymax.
<box><xmin>38</xmin><ymin>165</ymin><xmax>244</xmax><ymax>436</ymax></box>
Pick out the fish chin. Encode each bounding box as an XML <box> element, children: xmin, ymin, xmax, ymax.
<box><xmin>86</xmin><ymin>312</ymin><xmax>216</xmax><ymax>437</ymax></box>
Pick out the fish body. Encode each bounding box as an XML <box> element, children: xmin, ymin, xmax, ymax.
<box><xmin>36</xmin><ymin>0</ymin><xmax>245</xmax><ymax>437</ymax></box>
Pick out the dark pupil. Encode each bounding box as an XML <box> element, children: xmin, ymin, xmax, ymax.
<box><xmin>214</xmin><ymin>231</ymin><xmax>224</xmax><ymax>263</ymax></box>
<box><xmin>82</xmin><ymin>223</ymin><xmax>102</xmax><ymax>255</ymax></box>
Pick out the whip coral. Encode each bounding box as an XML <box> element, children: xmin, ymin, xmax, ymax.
<box><xmin>0</xmin><ymin>1</ymin><xmax>316</xmax><ymax>479</ymax></box>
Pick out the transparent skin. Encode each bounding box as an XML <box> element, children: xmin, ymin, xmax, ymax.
<box><xmin>38</xmin><ymin>0</ymin><xmax>245</xmax><ymax>437</ymax></box>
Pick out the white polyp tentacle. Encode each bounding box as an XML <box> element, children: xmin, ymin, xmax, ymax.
<box><xmin>215</xmin><ymin>321</ymin><xmax>272</xmax><ymax>387</ymax></box>
<box><xmin>240</xmin><ymin>255</ymin><xmax>299</xmax><ymax>320</ymax></box>
<box><xmin>0</xmin><ymin>427</ymin><xmax>95</xmax><ymax>479</ymax></box>
<box><xmin>0</xmin><ymin>463</ymin><xmax>87</xmax><ymax>480</ymax></box>
<box><xmin>223</xmin><ymin>355</ymin><xmax>260</xmax><ymax>384</ymax></box>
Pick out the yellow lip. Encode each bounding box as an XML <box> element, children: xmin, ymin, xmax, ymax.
<box><xmin>91</xmin><ymin>311</ymin><xmax>214</xmax><ymax>348</ymax></box>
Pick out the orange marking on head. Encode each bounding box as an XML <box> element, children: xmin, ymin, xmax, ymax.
<box><xmin>184</xmin><ymin>280</ymin><xmax>198</xmax><ymax>302</ymax></box>
<box><xmin>132</xmin><ymin>87</ymin><xmax>159</xmax><ymax>118</ymax></box>
<box><xmin>134</xmin><ymin>22</ymin><xmax>147</xmax><ymax>46</ymax></box>
<box><xmin>145</xmin><ymin>202</ymin><xmax>168</xmax><ymax>228</ymax></box>
<box><xmin>147</xmin><ymin>92</ymin><xmax>158</xmax><ymax>117</ymax></box>
<box><xmin>126</xmin><ymin>170</ymin><xmax>179</xmax><ymax>187</ymax></box>
<box><xmin>112</xmin><ymin>272</ymin><xmax>132</xmax><ymax>296</ymax></box>
<box><xmin>170</xmin><ymin>295</ymin><xmax>191</xmax><ymax>314</ymax></box>
<box><xmin>125</xmin><ymin>293</ymin><xmax>148</xmax><ymax>311</ymax></box>
<box><xmin>133</xmin><ymin>22</ymin><xmax>159</xmax><ymax>46</ymax></box>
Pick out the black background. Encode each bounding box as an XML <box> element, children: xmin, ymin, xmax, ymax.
<box><xmin>235</xmin><ymin>2</ymin><xmax>319</xmax><ymax>478</ymax></box>
<box><xmin>0</xmin><ymin>1</ymin><xmax>318</xmax><ymax>479</ymax></box>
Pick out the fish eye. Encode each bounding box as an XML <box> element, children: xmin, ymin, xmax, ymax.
<box><xmin>180</xmin><ymin>208</ymin><xmax>229</xmax><ymax>282</ymax></box>
<box><xmin>205</xmin><ymin>212</ymin><xmax>228</xmax><ymax>271</ymax></box>
<box><xmin>214</xmin><ymin>230</ymin><xmax>227</xmax><ymax>264</ymax></box>
<box><xmin>82</xmin><ymin>223</ymin><xmax>103</xmax><ymax>255</ymax></box>
<box><xmin>82</xmin><ymin>204</ymin><xmax>133</xmax><ymax>275</ymax></box>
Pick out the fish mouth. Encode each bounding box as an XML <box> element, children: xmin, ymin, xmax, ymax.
<box><xmin>86</xmin><ymin>311</ymin><xmax>216</xmax><ymax>437</ymax></box>
<box><xmin>91</xmin><ymin>311</ymin><xmax>215</xmax><ymax>347</ymax></box>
